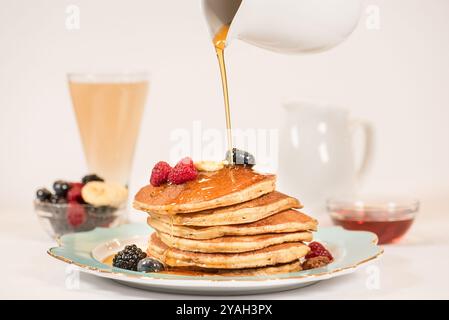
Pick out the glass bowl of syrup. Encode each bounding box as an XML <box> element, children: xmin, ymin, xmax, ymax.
<box><xmin>327</xmin><ymin>197</ymin><xmax>419</xmax><ymax>244</ymax></box>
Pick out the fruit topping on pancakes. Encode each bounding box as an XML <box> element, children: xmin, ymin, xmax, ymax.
<box><xmin>149</xmin><ymin>157</ymin><xmax>198</xmax><ymax>186</ymax></box>
<box><xmin>225</xmin><ymin>148</ymin><xmax>255</xmax><ymax>166</ymax></box>
<box><xmin>150</xmin><ymin>161</ymin><xmax>172</xmax><ymax>186</ymax></box>
<box><xmin>148</xmin><ymin>149</ymin><xmax>257</xmax><ymax>187</ymax></box>
<box><xmin>168</xmin><ymin>157</ymin><xmax>198</xmax><ymax>184</ymax></box>
<box><xmin>135</xmin><ymin>165</ymin><xmax>276</xmax><ymax>214</ymax></box>
<box><xmin>194</xmin><ymin>160</ymin><xmax>225</xmax><ymax>172</ymax></box>
<box><xmin>149</xmin><ymin>151</ymin><xmax>256</xmax><ymax>187</ymax></box>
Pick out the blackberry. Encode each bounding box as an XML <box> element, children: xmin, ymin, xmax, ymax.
<box><xmin>225</xmin><ymin>148</ymin><xmax>255</xmax><ymax>166</ymax></box>
<box><xmin>82</xmin><ymin>174</ymin><xmax>104</xmax><ymax>185</ymax></box>
<box><xmin>112</xmin><ymin>244</ymin><xmax>147</xmax><ymax>271</ymax></box>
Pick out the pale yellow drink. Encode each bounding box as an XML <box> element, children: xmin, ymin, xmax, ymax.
<box><xmin>68</xmin><ymin>75</ymin><xmax>148</xmax><ymax>185</ymax></box>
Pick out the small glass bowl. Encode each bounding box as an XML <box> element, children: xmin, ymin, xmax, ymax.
<box><xmin>34</xmin><ymin>200</ymin><xmax>127</xmax><ymax>240</ymax></box>
<box><xmin>327</xmin><ymin>197</ymin><xmax>419</xmax><ymax>244</ymax></box>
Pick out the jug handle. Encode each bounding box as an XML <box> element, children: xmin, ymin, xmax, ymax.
<box><xmin>350</xmin><ymin>119</ymin><xmax>374</xmax><ymax>183</ymax></box>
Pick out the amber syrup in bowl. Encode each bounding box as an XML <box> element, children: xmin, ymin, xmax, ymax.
<box><xmin>327</xmin><ymin>197</ymin><xmax>419</xmax><ymax>244</ymax></box>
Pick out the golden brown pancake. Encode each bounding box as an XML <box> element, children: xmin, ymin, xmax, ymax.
<box><xmin>147</xmin><ymin>233</ymin><xmax>310</xmax><ymax>269</ymax></box>
<box><xmin>148</xmin><ymin>209</ymin><xmax>316</xmax><ymax>240</ymax></box>
<box><xmin>158</xmin><ymin>231</ymin><xmax>312</xmax><ymax>253</ymax></box>
<box><xmin>161</xmin><ymin>261</ymin><xmax>302</xmax><ymax>276</ymax></box>
<box><xmin>148</xmin><ymin>191</ymin><xmax>301</xmax><ymax>226</ymax></box>
<box><xmin>133</xmin><ymin>166</ymin><xmax>276</xmax><ymax>214</ymax></box>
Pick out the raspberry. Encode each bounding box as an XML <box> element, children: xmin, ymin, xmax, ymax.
<box><xmin>150</xmin><ymin>161</ymin><xmax>172</xmax><ymax>186</ymax></box>
<box><xmin>67</xmin><ymin>202</ymin><xmax>86</xmax><ymax>227</ymax></box>
<box><xmin>168</xmin><ymin>157</ymin><xmax>198</xmax><ymax>184</ymax></box>
<box><xmin>305</xmin><ymin>242</ymin><xmax>333</xmax><ymax>261</ymax></box>
<box><xmin>67</xmin><ymin>182</ymin><xmax>83</xmax><ymax>202</ymax></box>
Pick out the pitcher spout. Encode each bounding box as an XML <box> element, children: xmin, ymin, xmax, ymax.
<box><xmin>201</xmin><ymin>0</ymin><xmax>242</xmax><ymax>41</ymax></box>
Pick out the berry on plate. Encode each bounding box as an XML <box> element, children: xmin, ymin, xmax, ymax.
<box><xmin>150</xmin><ymin>161</ymin><xmax>172</xmax><ymax>186</ymax></box>
<box><xmin>168</xmin><ymin>157</ymin><xmax>198</xmax><ymax>184</ymax></box>
<box><xmin>113</xmin><ymin>244</ymin><xmax>147</xmax><ymax>271</ymax></box>
<box><xmin>305</xmin><ymin>241</ymin><xmax>334</xmax><ymax>261</ymax></box>
<box><xmin>137</xmin><ymin>257</ymin><xmax>165</xmax><ymax>273</ymax></box>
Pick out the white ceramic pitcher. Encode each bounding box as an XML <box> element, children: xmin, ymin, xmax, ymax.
<box><xmin>278</xmin><ymin>101</ymin><xmax>373</xmax><ymax>213</ymax></box>
<box><xmin>201</xmin><ymin>0</ymin><xmax>362</xmax><ymax>54</ymax></box>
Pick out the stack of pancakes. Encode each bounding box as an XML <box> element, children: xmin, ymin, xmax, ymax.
<box><xmin>133</xmin><ymin>166</ymin><xmax>317</xmax><ymax>276</ymax></box>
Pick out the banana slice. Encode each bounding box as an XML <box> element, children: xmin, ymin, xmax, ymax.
<box><xmin>194</xmin><ymin>160</ymin><xmax>224</xmax><ymax>172</ymax></box>
<box><xmin>81</xmin><ymin>181</ymin><xmax>128</xmax><ymax>208</ymax></box>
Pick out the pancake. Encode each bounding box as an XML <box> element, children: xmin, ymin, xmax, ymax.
<box><xmin>158</xmin><ymin>231</ymin><xmax>312</xmax><ymax>253</ymax></box>
<box><xmin>149</xmin><ymin>191</ymin><xmax>301</xmax><ymax>226</ymax></box>
<box><xmin>147</xmin><ymin>233</ymin><xmax>310</xmax><ymax>269</ymax></box>
<box><xmin>133</xmin><ymin>166</ymin><xmax>276</xmax><ymax>215</ymax></box>
<box><xmin>162</xmin><ymin>261</ymin><xmax>302</xmax><ymax>276</ymax></box>
<box><xmin>149</xmin><ymin>209</ymin><xmax>316</xmax><ymax>240</ymax></box>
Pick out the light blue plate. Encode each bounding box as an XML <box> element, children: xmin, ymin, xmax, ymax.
<box><xmin>48</xmin><ymin>224</ymin><xmax>383</xmax><ymax>295</ymax></box>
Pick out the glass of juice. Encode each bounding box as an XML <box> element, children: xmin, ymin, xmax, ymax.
<box><xmin>68</xmin><ymin>72</ymin><xmax>149</xmax><ymax>187</ymax></box>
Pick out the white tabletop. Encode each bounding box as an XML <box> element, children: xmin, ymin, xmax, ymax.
<box><xmin>1</xmin><ymin>201</ymin><xmax>449</xmax><ymax>300</ymax></box>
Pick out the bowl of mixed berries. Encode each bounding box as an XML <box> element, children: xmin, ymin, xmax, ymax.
<box><xmin>34</xmin><ymin>174</ymin><xmax>128</xmax><ymax>239</ymax></box>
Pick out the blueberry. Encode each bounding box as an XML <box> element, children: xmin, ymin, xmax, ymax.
<box><xmin>137</xmin><ymin>257</ymin><xmax>165</xmax><ymax>273</ymax></box>
<box><xmin>53</xmin><ymin>180</ymin><xmax>71</xmax><ymax>197</ymax></box>
<box><xmin>36</xmin><ymin>188</ymin><xmax>52</xmax><ymax>202</ymax></box>
<box><xmin>81</xmin><ymin>174</ymin><xmax>104</xmax><ymax>185</ymax></box>
<box><xmin>225</xmin><ymin>148</ymin><xmax>255</xmax><ymax>166</ymax></box>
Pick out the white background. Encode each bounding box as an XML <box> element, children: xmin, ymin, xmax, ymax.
<box><xmin>1</xmin><ymin>0</ymin><xmax>449</xmax><ymax>300</ymax></box>
<box><xmin>1</xmin><ymin>0</ymin><xmax>449</xmax><ymax>213</ymax></box>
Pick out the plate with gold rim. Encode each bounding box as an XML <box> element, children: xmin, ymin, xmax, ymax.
<box><xmin>47</xmin><ymin>223</ymin><xmax>383</xmax><ymax>295</ymax></box>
